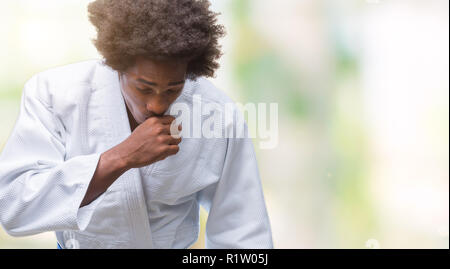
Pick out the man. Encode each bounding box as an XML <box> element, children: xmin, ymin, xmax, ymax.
<box><xmin>0</xmin><ymin>0</ymin><xmax>273</xmax><ymax>249</ymax></box>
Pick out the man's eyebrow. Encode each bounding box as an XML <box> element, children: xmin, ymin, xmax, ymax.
<box><xmin>136</xmin><ymin>78</ymin><xmax>157</xmax><ymax>86</ymax></box>
<box><xmin>168</xmin><ymin>80</ymin><xmax>185</xmax><ymax>86</ymax></box>
<box><xmin>136</xmin><ymin>78</ymin><xmax>185</xmax><ymax>87</ymax></box>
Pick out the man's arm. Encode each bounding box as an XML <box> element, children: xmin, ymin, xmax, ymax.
<box><xmin>79</xmin><ymin>148</ymin><xmax>129</xmax><ymax>207</ymax></box>
<box><xmin>0</xmin><ymin>75</ymin><xmax>106</xmax><ymax>235</ymax></box>
<box><xmin>197</xmin><ymin>125</ymin><xmax>274</xmax><ymax>249</ymax></box>
<box><xmin>0</xmin><ymin>74</ymin><xmax>181</xmax><ymax>236</ymax></box>
<box><xmin>80</xmin><ymin>116</ymin><xmax>183</xmax><ymax>207</ymax></box>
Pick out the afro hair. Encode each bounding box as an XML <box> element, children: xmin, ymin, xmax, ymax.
<box><xmin>87</xmin><ymin>0</ymin><xmax>226</xmax><ymax>80</ymax></box>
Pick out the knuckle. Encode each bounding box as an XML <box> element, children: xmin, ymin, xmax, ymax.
<box><xmin>157</xmin><ymin>145</ymin><xmax>167</xmax><ymax>154</ymax></box>
<box><xmin>154</xmin><ymin>126</ymin><xmax>164</xmax><ymax>134</ymax></box>
<box><xmin>156</xmin><ymin>135</ymin><xmax>165</xmax><ymax>143</ymax></box>
<box><xmin>173</xmin><ymin>145</ymin><xmax>180</xmax><ymax>153</ymax></box>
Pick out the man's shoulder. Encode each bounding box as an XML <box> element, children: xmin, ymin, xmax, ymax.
<box><xmin>180</xmin><ymin>77</ymin><xmax>250</xmax><ymax>124</ymax></box>
<box><xmin>185</xmin><ymin>77</ymin><xmax>236</xmax><ymax>107</ymax></box>
<box><xmin>31</xmin><ymin>59</ymin><xmax>101</xmax><ymax>85</ymax></box>
<box><xmin>23</xmin><ymin>59</ymin><xmax>104</xmax><ymax>104</ymax></box>
<box><xmin>179</xmin><ymin>77</ymin><xmax>250</xmax><ymax>139</ymax></box>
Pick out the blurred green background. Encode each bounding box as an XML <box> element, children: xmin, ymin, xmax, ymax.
<box><xmin>0</xmin><ymin>0</ymin><xmax>448</xmax><ymax>249</ymax></box>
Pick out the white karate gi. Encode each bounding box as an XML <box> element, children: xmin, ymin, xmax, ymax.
<box><xmin>0</xmin><ymin>59</ymin><xmax>273</xmax><ymax>249</ymax></box>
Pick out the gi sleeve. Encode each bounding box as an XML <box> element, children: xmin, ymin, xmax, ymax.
<box><xmin>197</xmin><ymin>123</ymin><xmax>274</xmax><ymax>249</ymax></box>
<box><xmin>0</xmin><ymin>74</ymin><xmax>107</xmax><ymax>236</ymax></box>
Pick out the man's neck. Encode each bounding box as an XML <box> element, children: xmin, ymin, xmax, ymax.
<box><xmin>125</xmin><ymin>103</ymin><xmax>139</xmax><ymax>132</ymax></box>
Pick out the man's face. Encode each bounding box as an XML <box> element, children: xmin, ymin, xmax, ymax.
<box><xmin>119</xmin><ymin>57</ymin><xmax>188</xmax><ymax>125</ymax></box>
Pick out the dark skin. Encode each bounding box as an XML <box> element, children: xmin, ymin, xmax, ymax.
<box><xmin>80</xmin><ymin>57</ymin><xmax>186</xmax><ymax>207</ymax></box>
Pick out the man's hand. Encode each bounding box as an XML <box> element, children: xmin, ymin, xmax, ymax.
<box><xmin>113</xmin><ymin>115</ymin><xmax>182</xmax><ymax>169</ymax></box>
<box><xmin>80</xmin><ymin>115</ymin><xmax>181</xmax><ymax>207</ymax></box>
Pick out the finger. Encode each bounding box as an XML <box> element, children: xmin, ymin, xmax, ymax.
<box><xmin>168</xmin><ymin>136</ymin><xmax>182</xmax><ymax>145</ymax></box>
<box><xmin>159</xmin><ymin>134</ymin><xmax>182</xmax><ymax>145</ymax></box>
<box><xmin>160</xmin><ymin>145</ymin><xmax>179</xmax><ymax>158</ymax></box>
<box><xmin>157</xmin><ymin>115</ymin><xmax>176</xmax><ymax>125</ymax></box>
<box><xmin>166</xmin><ymin>145</ymin><xmax>180</xmax><ymax>156</ymax></box>
<box><xmin>156</xmin><ymin>145</ymin><xmax>180</xmax><ymax>162</ymax></box>
<box><xmin>156</xmin><ymin>124</ymin><xmax>172</xmax><ymax>135</ymax></box>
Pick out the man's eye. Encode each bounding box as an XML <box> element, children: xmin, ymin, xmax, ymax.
<box><xmin>136</xmin><ymin>87</ymin><xmax>153</xmax><ymax>93</ymax></box>
<box><xmin>166</xmin><ymin>89</ymin><xmax>180</xmax><ymax>94</ymax></box>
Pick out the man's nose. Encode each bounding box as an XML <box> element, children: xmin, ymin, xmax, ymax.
<box><xmin>146</xmin><ymin>97</ymin><xmax>168</xmax><ymax>116</ymax></box>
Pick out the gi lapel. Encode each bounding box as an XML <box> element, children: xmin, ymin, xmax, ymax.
<box><xmin>90</xmin><ymin>59</ymin><xmax>154</xmax><ymax>248</ymax></box>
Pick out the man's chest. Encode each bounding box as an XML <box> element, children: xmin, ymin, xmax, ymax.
<box><xmin>137</xmin><ymin>136</ymin><xmax>226</xmax><ymax>204</ymax></box>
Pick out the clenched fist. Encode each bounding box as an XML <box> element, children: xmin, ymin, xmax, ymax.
<box><xmin>114</xmin><ymin>115</ymin><xmax>182</xmax><ymax>169</ymax></box>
